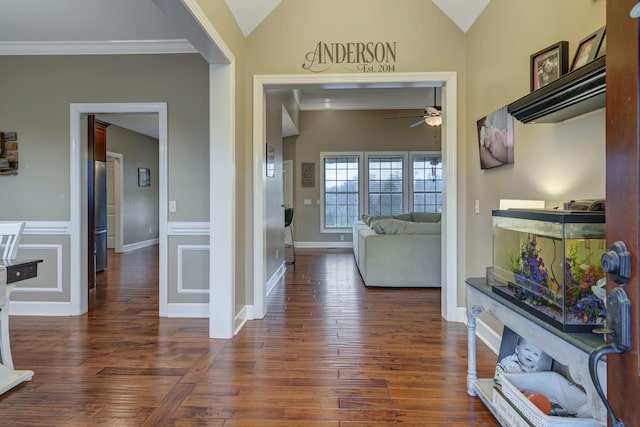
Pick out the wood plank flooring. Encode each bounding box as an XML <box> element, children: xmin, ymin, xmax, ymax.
<box><xmin>0</xmin><ymin>246</ymin><xmax>499</xmax><ymax>426</ymax></box>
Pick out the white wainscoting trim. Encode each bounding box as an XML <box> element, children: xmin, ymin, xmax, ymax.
<box><xmin>122</xmin><ymin>238</ymin><xmax>159</xmax><ymax>253</ymax></box>
<box><xmin>168</xmin><ymin>222</ymin><xmax>210</xmax><ymax>236</ymax></box>
<box><xmin>12</xmin><ymin>244</ymin><xmax>63</xmax><ymax>293</ymax></box>
<box><xmin>177</xmin><ymin>244</ymin><xmax>209</xmax><ymax>295</ymax></box>
<box><xmin>295</xmin><ymin>241</ymin><xmax>353</xmax><ymax>249</ymax></box>
<box><xmin>9</xmin><ymin>302</ymin><xmax>72</xmax><ymax>316</ymax></box>
<box><xmin>166</xmin><ymin>303</ymin><xmax>208</xmax><ymax>318</ymax></box>
<box><xmin>22</xmin><ymin>221</ymin><xmax>71</xmax><ymax>235</ymax></box>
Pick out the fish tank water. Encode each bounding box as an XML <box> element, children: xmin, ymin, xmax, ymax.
<box><xmin>491</xmin><ymin>209</ymin><xmax>606</xmax><ymax>333</ymax></box>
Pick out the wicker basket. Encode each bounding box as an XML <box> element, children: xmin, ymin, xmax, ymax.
<box><xmin>497</xmin><ymin>372</ymin><xmax>601</xmax><ymax>427</ymax></box>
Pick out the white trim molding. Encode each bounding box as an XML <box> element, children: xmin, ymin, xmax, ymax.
<box><xmin>177</xmin><ymin>245</ymin><xmax>209</xmax><ymax>295</ymax></box>
<box><xmin>166</xmin><ymin>303</ymin><xmax>208</xmax><ymax>318</ymax></box>
<box><xmin>254</xmin><ymin>72</ymin><xmax>460</xmax><ymax>324</ymax></box>
<box><xmin>295</xmin><ymin>241</ymin><xmax>353</xmax><ymax>249</ymax></box>
<box><xmin>168</xmin><ymin>222</ymin><xmax>210</xmax><ymax>236</ymax></box>
<box><xmin>122</xmin><ymin>238</ymin><xmax>159</xmax><ymax>253</ymax></box>
<box><xmin>70</xmin><ymin>102</ymin><xmax>168</xmax><ymax>317</ymax></box>
<box><xmin>9</xmin><ymin>302</ymin><xmax>73</xmax><ymax>316</ymax></box>
<box><xmin>22</xmin><ymin>222</ymin><xmax>72</xmax><ymax>235</ymax></box>
<box><xmin>0</xmin><ymin>40</ymin><xmax>196</xmax><ymax>56</ymax></box>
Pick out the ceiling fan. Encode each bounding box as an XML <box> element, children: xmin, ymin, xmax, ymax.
<box><xmin>385</xmin><ymin>88</ymin><xmax>442</xmax><ymax>127</ymax></box>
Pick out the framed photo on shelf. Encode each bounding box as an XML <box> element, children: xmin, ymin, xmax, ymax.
<box><xmin>570</xmin><ymin>26</ymin><xmax>606</xmax><ymax>71</ymax></box>
<box><xmin>530</xmin><ymin>41</ymin><xmax>568</xmax><ymax>91</ymax></box>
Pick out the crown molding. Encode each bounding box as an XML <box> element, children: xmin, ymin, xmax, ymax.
<box><xmin>0</xmin><ymin>39</ymin><xmax>197</xmax><ymax>55</ymax></box>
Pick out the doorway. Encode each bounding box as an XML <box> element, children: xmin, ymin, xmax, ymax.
<box><xmin>252</xmin><ymin>72</ymin><xmax>461</xmax><ymax>322</ymax></box>
<box><xmin>70</xmin><ymin>102</ymin><xmax>168</xmax><ymax>316</ymax></box>
<box><xmin>106</xmin><ymin>152</ymin><xmax>123</xmax><ymax>253</ymax></box>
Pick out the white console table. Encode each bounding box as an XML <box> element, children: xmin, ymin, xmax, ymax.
<box><xmin>0</xmin><ymin>259</ymin><xmax>42</xmax><ymax>395</ymax></box>
<box><xmin>465</xmin><ymin>278</ymin><xmax>607</xmax><ymax>426</ymax></box>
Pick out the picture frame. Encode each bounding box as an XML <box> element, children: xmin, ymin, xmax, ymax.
<box><xmin>494</xmin><ymin>327</ymin><xmax>553</xmax><ymax>384</ymax></box>
<box><xmin>138</xmin><ymin>167</ymin><xmax>150</xmax><ymax>187</ymax></box>
<box><xmin>477</xmin><ymin>106</ymin><xmax>514</xmax><ymax>170</ymax></box>
<box><xmin>570</xmin><ymin>26</ymin><xmax>606</xmax><ymax>71</ymax></box>
<box><xmin>301</xmin><ymin>162</ymin><xmax>315</xmax><ymax>187</ymax></box>
<box><xmin>266</xmin><ymin>143</ymin><xmax>275</xmax><ymax>178</ymax></box>
<box><xmin>530</xmin><ymin>41</ymin><xmax>568</xmax><ymax>91</ymax></box>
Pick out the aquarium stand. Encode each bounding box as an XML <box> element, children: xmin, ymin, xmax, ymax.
<box><xmin>466</xmin><ymin>278</ymin><xmax>607</xmax><ymax>426</ymax></box>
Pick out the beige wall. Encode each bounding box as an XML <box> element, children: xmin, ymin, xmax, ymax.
<box><xmin>465</xmin><ymin>0</ymin><xmax>606</xmax><ymax>284</ymax></box>
<box><xmin>290</xmin><ymin>109</ymin><xmax>441</xmax><ymax>243</ymax></box>
<box><xmin>105</xmin><ymin>125</ymin><xmax>160</xmax><ymax>246</ymax></box>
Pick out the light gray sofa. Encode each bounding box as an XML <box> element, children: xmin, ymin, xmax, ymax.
<box><xmin>352</xmin><ymin>214</ymin><xmax>442</xmax><ymax>287</ymax></box>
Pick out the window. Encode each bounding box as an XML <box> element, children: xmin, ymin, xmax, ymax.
<box><xmin>321</xmin><ymin>153</ymin><xmax>361</xmax><ymax>232</ymax></box>
<box><xmin>411</xmin><ymin>153</ymin><xmax>442</xmax><ymax>213</ymax></box>
<box><xmin>366</xmin><ymin>153</ymin><xmax>407</xmax><ymax>216</ymax></box>
<box><xmin>320</xmin><ymin>151</ymin><xmax>443</xmax><ymax>232</ymax></box>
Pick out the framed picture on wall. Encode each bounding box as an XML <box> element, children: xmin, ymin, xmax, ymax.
<box><xmin>301</xmin><ymin>162</ymin><xmax>315</xmax><ymax>187</ymax></box>
<box><xmin>477</xmin><ymin>106</ymin><xmax>514</xmax><ymax>170</ymax></box>
<box><xmin>138</xmin><ymin>167</ymin><xmax>150</xmax><ymax>187</ymax></box>
<box><xmin>266</xmin><ymin>143</ymin><xmax>275</xmax><ymax>178</ymax></box>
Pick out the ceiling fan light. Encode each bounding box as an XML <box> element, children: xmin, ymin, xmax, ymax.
<box><xmin>424</xmin><ymin>116</ymin><xmax>442</xmax><ymax>127</ymax></box>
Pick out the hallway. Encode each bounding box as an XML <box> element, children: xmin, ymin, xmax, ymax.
<box><xmin>1</xmin><ymin>247</ymin><xmax>498</xmax><ymax>425</ymax></box>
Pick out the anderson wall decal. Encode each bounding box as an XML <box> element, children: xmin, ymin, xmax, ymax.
<box><xmin>302</xmin><ymin>41</ymin><xmax>397</xmax><ymax>73</ymax></box>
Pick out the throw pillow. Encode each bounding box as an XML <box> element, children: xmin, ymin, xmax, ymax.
<box><xmin>371</xmin><ymin>218</ymin><xmax>440</xmax><ymax>235</ymax></box>
<box><xmin>411</xmin><ymin>212</ymin><xmax>442</xmax><ymax>223</ymax></box>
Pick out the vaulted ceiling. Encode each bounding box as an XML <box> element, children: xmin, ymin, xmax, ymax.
<box><xmin>0</xmin><ymin>0</ymin><xmax>489</xmax><ymax>127</ymax></box>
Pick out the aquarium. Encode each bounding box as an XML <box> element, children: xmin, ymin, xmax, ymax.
<box><xmin>491</xmin><ymin>209</ymin><xmax>606</xmax><ymax>333</ymax></box>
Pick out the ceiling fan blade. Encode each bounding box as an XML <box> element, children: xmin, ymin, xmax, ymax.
<box><xmin>409</xmin><ymin>119</ymin><xmax>424</xmax><ymax>128</ymax></box>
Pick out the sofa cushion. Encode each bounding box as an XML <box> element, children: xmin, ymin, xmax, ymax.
<box><xmin>361</xmin><ymin>214</ymin><xmax>391</xmax><ymax>226</ymax></box>
<box><xmin>411</xmin><ymin>211</ymin><xmax>442</xmax><ymax>223</ymax></box>
<box><xmin>371</xmin><ymin>218</ymin><xmax>440</xmax><ymax>235</ymax></box>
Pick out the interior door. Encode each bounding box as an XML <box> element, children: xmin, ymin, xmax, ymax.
<box><xmin>606</xmin><ymin>0</ymin><xmax>640</xmax><ymax>422</ymax></box>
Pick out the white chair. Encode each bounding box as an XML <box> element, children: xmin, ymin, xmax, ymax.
<box><xmin>0</xmin><ymin>222</ymin><xmax>25</xmax><ymax>369</ymax></box>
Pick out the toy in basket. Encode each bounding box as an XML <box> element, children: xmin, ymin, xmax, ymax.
<box><xmin>497</xmin><ymin>372</ymin><xmax>600</xmax><ymax>427</ymax></box>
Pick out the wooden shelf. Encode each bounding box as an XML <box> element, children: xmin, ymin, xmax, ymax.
<box><xmin>508</xmin><ymin>56</ymin><xmax>605</xmax><ymax>123</ymax></box>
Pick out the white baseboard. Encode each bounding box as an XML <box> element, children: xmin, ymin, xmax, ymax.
<box><xmin>9</xmin><ymin>301</ymin><xmax>73</xmax><ymax>316</ymax></box>
<box><xmin>296</xmin><ymin>241</ymin><xmax>353</xmax><ymax>248</ymax></box>
<box><xmin>266</xmin><ymin>262</ymin><xmax>285</xmax><ymax>297</ymax></box>
<box><xmin>122</xmin><ymin>238</ymin><xmax>159</xmax><ymax>253</ymax></box>
<box><xmin>166</xmin><ymin>303</ymin><xmax>208</xmax><ymax>318</ymax></box>
<box><xmin>476</xmin><ymin>317</ymin><xmax>501</xmax><ymax>355</ymax></box>
<box><xmin>234</xmin><ymin>305</ymin><xmax>248</xmax><ymax>334</ymax></box>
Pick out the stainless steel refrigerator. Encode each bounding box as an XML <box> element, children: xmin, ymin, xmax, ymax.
<box><xmin>94</xmin><ymin>161</ymin><xmax>108</xmax><ymax>272</ymax></box>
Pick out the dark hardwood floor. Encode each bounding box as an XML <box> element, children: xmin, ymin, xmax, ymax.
<box><xmin>1</xmin><ymin>246</ymin><xmax>499</xmax><ymax>426</ymax></box>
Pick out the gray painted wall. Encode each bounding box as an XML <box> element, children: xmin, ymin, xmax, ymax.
<box><xmin>0</xmin><ymin>53</ymin><xmax>209</xmax><ymax>307</ymax></box>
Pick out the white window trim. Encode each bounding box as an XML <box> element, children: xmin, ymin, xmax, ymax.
<box><xmin>364</xmin><ymin>151</ymin><xmax>409</xmax><ymax>215</ymax></box>
<box><xmin>320</xmin><ymin>151</ymin><xmax>363</xmax><ymax>233</ymax></box>
<box><xmin>409</xmin><ymin>151</ymin><xmax>443</xmax><ymax>212</ymax></box>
